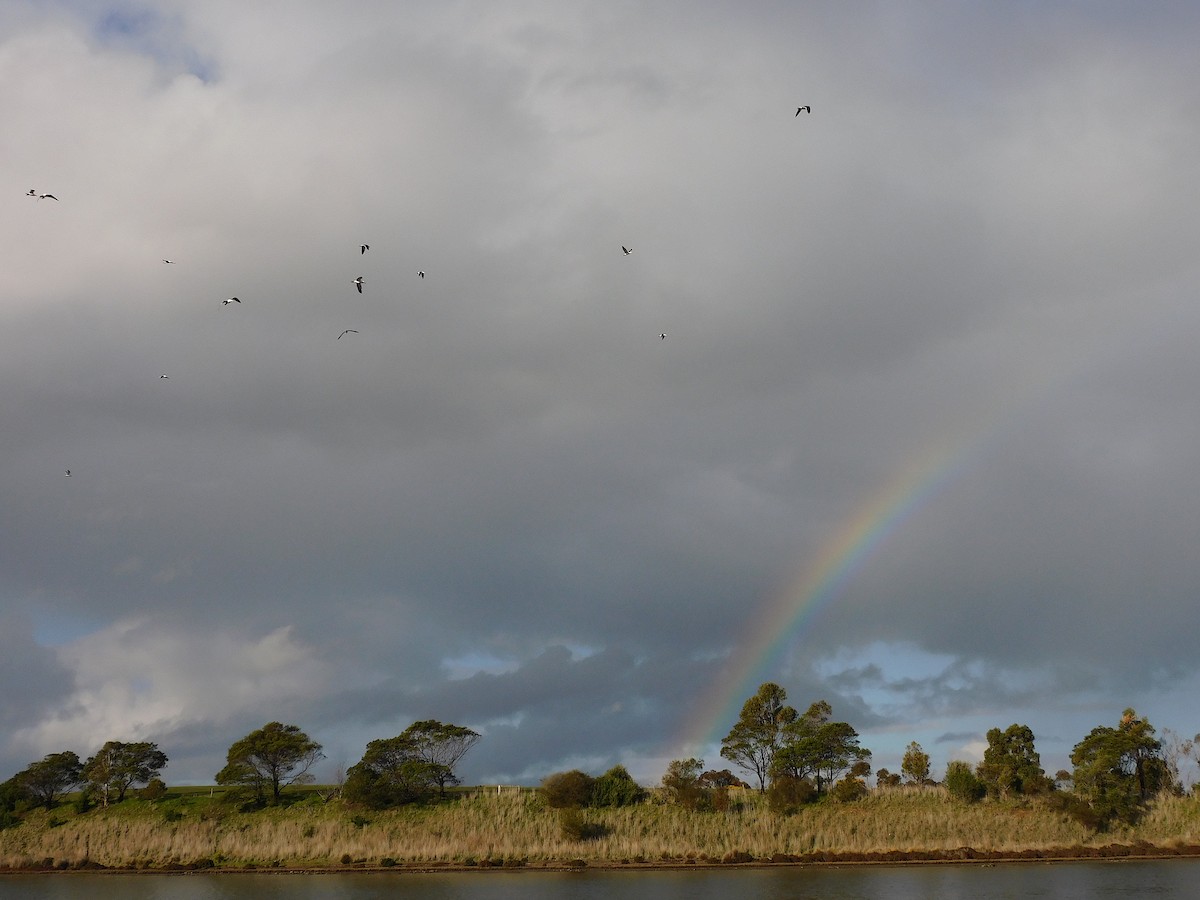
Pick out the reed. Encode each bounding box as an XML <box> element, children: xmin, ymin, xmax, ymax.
<box><xmin>3</xmin><ymin>787</ymin><xmax>1199</xmax><ymax>869</ymax></box>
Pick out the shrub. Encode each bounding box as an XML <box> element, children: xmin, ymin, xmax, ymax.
<box><xmin>139</xmin><ymin>779</ymin><xmax>167</xmax><ymax>801</ymax></box>
<box><xmin>591</xmin><ymin>765</ymin><xmax>646</xmax><ymax>807</ymax></box>
<box><xmin>830</xmin><ymin>776</ymin><xmax>868</xmax><ymax>803</ymax></box>
<box><xmin>767</xmin><ymin>775</ymin><xmax>815</xmax><ymax>815</ymax></box>
<box><xmin>541</xmin><ymin>770</ymin><xmax>595</xmax><ymax>808</ymax></box>
<box><xmin>944</xmin><ymin>760</ymin><xmax>986</xmax><ymax>803</ymax></box>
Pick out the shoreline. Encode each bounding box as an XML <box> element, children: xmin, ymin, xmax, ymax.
<box><xmin>5</xmin><ymin>844</ymin><xmax>1200</xmax><ymax>875</ymax></box>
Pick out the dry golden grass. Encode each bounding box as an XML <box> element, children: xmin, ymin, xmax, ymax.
<box><xmin>3</xmin><ymin>787</ymin><xmax>1200</xmax><ymax>869</ymax></box>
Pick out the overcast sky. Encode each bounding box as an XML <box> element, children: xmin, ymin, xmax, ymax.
<box><xmin>5</xmin><ymin>0</ymin><xmax>1200</xmax><ymax>789</ymax></box>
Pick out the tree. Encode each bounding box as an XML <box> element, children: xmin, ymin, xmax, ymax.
<box><xmin>396</xmin><ymin>720</ymin><xmax>480</xmax><ymax>796</ymax></box>
<box><xmin>215</xmin><ymin>722</ymin><xmax>324</xmax><ymax>805</ymax></box>
<box><xmin>82</xmin><ymin>741</ymin><xmax>168</xmax><ymax>806</ymax></box>
<box><xmin>719</xmin><ymin>682</ymin><xmax>797</xmax><ymax>791</ymax></box>
<box><xmin>344</xmin><ymin>735</ymin><xmax>447</xmax><ymax>808</ymax></box>
<box><xmin>944</xmin><ymin>760</ymin><xmax>985</xmax><ymax>802</ymax></box>
<box><xmin>661</xmin><ymin>757</ymin><xmax>708</xmax><ymax>810</ymax></box>
<box><xmin>771</xmin><ymin>701</ymin><xmax>871</xmax><ymax>793</ymax></box>
<box><xmin>976</xmin><ymin>724</ymin><xmax>1047</xmax><ymax>799</ymax></box>
<box><xmin>591</xmin><ymin>765</ymin><xmax>646</xmax><ymax>807</ymax></box>
<box><xmin>901</xmin><ymin>742</ymin><xmax>930</xmax><ymax>785</ymax></box>
<box><xmin>14</xmin><ymin>752</ymin><xmax>83</xmax><ymax>810</ymax></box>
<box><xmin>875</xmin><ymin>768</ymin><xmax>901</xmax><ymax>788</ymax></box>
<box><xmin>1071</xmin><ymin>708</ymin><xmax>1168</xmax><ymax>826</ymax></box>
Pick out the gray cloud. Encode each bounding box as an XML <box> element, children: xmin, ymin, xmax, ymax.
<box><xmin>3</xmin><ymin>1</ymin><xmax>1200</xmax><ymax>786</ymax></box>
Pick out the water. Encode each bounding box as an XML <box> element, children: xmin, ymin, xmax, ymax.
<box><xmin>1</xmin><ymin>860</ymin><xmax>1197</xmax><ymax>899</ymax></box>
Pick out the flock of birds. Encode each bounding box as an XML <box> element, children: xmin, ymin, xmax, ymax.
<box><xmin>34</xmin><ymin>103</ymin><xmax>809</xmax><ymax>478</ymax></box>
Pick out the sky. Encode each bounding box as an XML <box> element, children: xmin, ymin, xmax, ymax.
<box><xmin>5</xmin><ymin>0</ymin><xmax>1200</xmax><ymax>790</ymax></box>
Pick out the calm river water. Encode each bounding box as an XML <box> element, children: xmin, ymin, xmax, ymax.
<box><xmin>2</xmin><ymin>861</ymin><xmax>1199</xmax><ymax>899</ymax></box>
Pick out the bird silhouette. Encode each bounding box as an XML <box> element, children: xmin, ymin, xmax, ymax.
<box><xmin>417</xmin><ymin>270</ymin><xmax>425</xmax><ymax>279</ymax></box>
<box><xmin>221</xmin><ymin>297</ymin><xmax>240</xmax><ymax>305</ymax></box>
<box><xmin>159</xmin><ymin>374</ymin><xmax>169</xmax><ymax>379</ymax></box>
<box><xmin>162</xmin><ymin>259</ymin><xmax>175</xmax><ymax>264</ymax></box>
<box><xmin>660</xmin><ymin>333</ymin><xmax>667</xmax><ymax>340</ymax></box>
<box><xmin>361</xmin><ymin>244</ymin><xmax>369</xmax><ymax>255</ymax></box>
<box><xmin>796</xmin><ymin>106</ymin><xmax>811</xmax><ymax>116</ymax></box>
<box><xmin>337</xmin><ymin>329</ymin><xmax>359</xmax><ymax>340</ymax></box>
<box><xmin>622</xmin><ymin>246</ymin><xmax>632</xmax><ymax>255</ymax></box>
<box><xmin>37</xmin><ymin>193</ymin><xmax>58</xmax><ymax>201</ymax></box>
<box><xmin>353</xmin><ymin>277</ymin><xmax>364</xmax><ymax>293</ymax></box>
<box><xmin>65</xmin><ymin>470</ymin><xmax>71</xmax><ymax>476</ymax></box>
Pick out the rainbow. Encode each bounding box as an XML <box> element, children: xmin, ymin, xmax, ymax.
<box><xmin>676</xmin><ymin>435</ymin><xmax>975</xmax><ymax>754</ymax></box>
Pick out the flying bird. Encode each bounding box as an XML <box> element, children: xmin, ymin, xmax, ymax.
<box><xmin>353</xmin><ymin>276</ymin><xmax>364</xmax><ymax>293</ymax></box>
<box><xmin>361</xmin><ymin>244</ymin><xmax>369</xmax><ymax>255</ymax></box>
<box><xmin>26</xmin><ymin>189</ymin><xmax>36</xmax><ymax>197</ymax></box>
<box><xmin>417</xmin><ymin>270</ymin><xmax>425</xmax><ymax>279</ymax></box>
<box><xmin>622</xmin><ymin>246</ymin><xmax>632</xmax><ymax>255</ymax></box>
<box><xmin>159</xmin><ymin>374</ymin><xmax>169</xmax><ymax>379</ymax></box>
<box><xmin>796</xmin><ymin>106</ymin><xmax>811</xmax><ymax>116</ymax></box>
<box><xmin>37</xmin><ymin>193</ymin><xmax>58</xmax><ymax>201</ymax></box>
<box><xmin>64</xmin><ymin>470</ymin><xmax>71</xmax><ymax>476</ymax></box>
<box><xmin>660</xmin><ymin>333</ymin><xmax>667</xmax><ymax>340</ymax></box>
<box><xmin>337</xmin><ymin>329</ymin><xmax>359</xmax><ymax>340</ymax></box>
<box><xmin>221</xmin><ymin>297</ymin><xmax>240</xmax><ymax>305</ymax></box>
<box><xmin>162</xmin><ymin>259</ymin><xmax>175</xmax><ymax>264</ymax></box>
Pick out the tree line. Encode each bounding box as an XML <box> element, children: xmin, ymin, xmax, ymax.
<box><xmin>0</xmin><ymin>718</ymin><xmax>480</xmax><ymax>827</ymax></box>
<box><xmin>2</xmin><ymin>682</ymin><xmax>1196</xmax><ymax>833</ymax></box>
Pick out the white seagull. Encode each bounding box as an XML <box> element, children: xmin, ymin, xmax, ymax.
<box><xmin>162</xmin><ymin>259</ymin><xmax>175</xmax><ymax>264</ymax></box>
<box><xmin>361</xmin><ymin>244</ymin><xmax>370</xmax><ymax>255</ymax></box>
<box><xmin>796</xmin><ymin>105</ymin><xmax>811</xmax><ymax>116</ymax></box>
<box><xmin>660</xmin><ymin>333</ymin><xmax>667</xmax><ymax>340</ymax></box>
<box><xmin>37</xmin><ymin>193</ymin><xmax>58</xmax><ymax>201</ymax></box>
<box><xmin>26</xmin><ymin>189</ymin><xmax>37</xmax><ymax>197</ymax></box>
<box><xmin>221</xmin><ymin>297</ymin><xmax>240</xmax><ymax>305</ymax></box>
<box><xmin>622</xmin><ymin>245</ymin><xmax>632</xmax><ymax>255</ymax></box>
<box><xmin>353</xmin><ymin>276</ymin><xmax>364</xmax><ymax>293</ymax></box>
<box><xmin>417</xmin><ymin>270</ymin><xmax>425</xmax><ymax>279</ymax></box>
<box><xmin>338</xmin><ymin>329</ymin><xmax>359</xmax><ymax>340</ymax></box>
<box><xmin>65</xmin><ymin>469</ymin><xmax>71</xmax><ymax>476</ymax></box>
<box><xmin>160</xmin><ymin>374</ymin><xmax>169</xmax><ymax>379</ymax></box>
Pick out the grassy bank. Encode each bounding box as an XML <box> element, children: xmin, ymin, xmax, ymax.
<box><xmin>4</xmin><ymin>786</ymin><xmax>1200</xmax><ymax>871</ymax></box>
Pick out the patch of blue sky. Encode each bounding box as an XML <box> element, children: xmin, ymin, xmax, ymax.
<box><xmin>91</xmin><ymin>4</ymin><xmax>216</xmax><ymax>81</ymax></box>
<box><xmin>33</xmin><ymin>611</ymin><xmax>106</xmax><ymax>647</ymax></box>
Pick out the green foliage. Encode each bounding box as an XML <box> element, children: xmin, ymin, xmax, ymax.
<box><xmin>396</xmin><ymin>720</ymin><xmax>480</xmax><ymax>796</ymax></box>
<box><xmin>977</xmin><ymin>724</ymin><xmax>1048</xmax><ymax>799</ymax></box>
<box><xmin>215</xmin><ymin>722</ymin><xmax>324</xmax><ymax>805</ymax></box>
<box><xmin>720</xmin><ymin>683</ymin><xmax>797</xmax><ymax>791</ymax></box>
<box><xmin>344</xmin><ymin>735</ymin><xmax>450</xmax><ymax>808</ymax></box>
<box><xmin>944</xmin><ymin>760</ymin><xmax>986</xmax><ymax>803</ymax></box>
<box><xmin>139</xmin><ymin>779</ymin><xmax>168</xmax><ymax>801</ymax></box>
<box><xmin>829</xmin><ymin>774</ymin><xmax>868</xmax><ymax>802</ymax></box>
<box><xmin>901</xmin><ymin>742</ymin><xmax>931</xmax><ymax>785</ymax></box>
<box><xmin>590</xmin><ymin>765</ymin><xmax>646</xmax><ymax>807</ymax></box>
<box><xmin>766</xmin><ymin>774</ymin><xmax>815</xmax><ymax>814</ymax></box>
<box><xmin>14</xmin><ymin>752</ymin><xmax>83</xmax><ymax>810</ymax></box>
<box><xmin>875</xmin><ymin>768</ymin><xmax>901</xmax><ymax>788</ymax></box>
<box><xmin>661</xmin><ymin>758</ymin><xmax>708</xmax><ymax>810</ymax></box>
<box><xmin>1071</xmin><ymin>708</ymin><xmax>1169</xmax><ymax>827</ymax></box>
<box><xmin>539</xmin><ymin>770</ymin><xmax>595</xmax><ymax>809</ymax></box>
<box><xmin>773</xmin><ymin>703</ymin><xmax>871</xmax><ymax>793</ymax></box>
<box><xmin>83</xmin><ymin>741</ymin><xmax>169</xmax><ymax>806</ymax></box>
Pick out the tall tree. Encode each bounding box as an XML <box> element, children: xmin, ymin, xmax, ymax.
<box><xmin>215</xmin><ymin>722</ymin><xmax>324</xmax><ymax>805</ymax></box>
<box><xmin>771</xmin><ymin>701</ymin><xmax>870</xmax><ymax>792</ymax></box>
<box><xmin>1071</xmin><ymin>708</ymin><xmax>1168</xmax><ymax>825</ymax></box>
<box><xmin>661</xmin><ymin>757</ymin><xmax>707</xmax><ymax>809</ymax></box>
<box><xmin>901</xmin><ymin>741</ymin><xmax>930</xmax><ymax>785</ymax></box>
<box><xmin>976</xmin><ymin>724</ymin><xmax>1046</xmax><ymax>799</ymax></box>
<box><xmin>82</xmin><ymin>741</ymin><xmax>168</xmax><ymax>806</ymax></box>
<box><xmin>344</xmin><ymin>735</ymin><xmax>448</xmax><ymax>808</ymax></box>
<box><xmin>15</xmin><ymin>752</ymin><xmax>83</xmax><ymax>810</ymax></box>
<box><xmin>719</xmin><ymin>682</ymin><xmax>797</xmax><ymax>791</ymax></box>
<box><xmin>397</xmin><ymin>720</ymin><xmax>480</xmax><ymax>796</ymax></box>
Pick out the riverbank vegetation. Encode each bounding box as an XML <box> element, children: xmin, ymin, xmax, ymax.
<box><xmin>2</xmin><ymin>783</ymin><xmax>1200</xmax><ymax>871</ymax></box>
